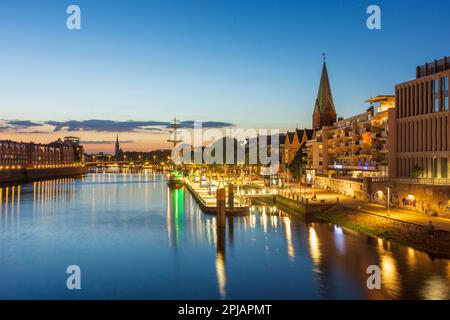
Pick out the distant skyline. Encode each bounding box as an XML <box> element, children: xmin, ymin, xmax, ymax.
<box><xmin>1</xmin><ymin>0</ymin><xmax>449</xmax><ymax>152</ymax></box>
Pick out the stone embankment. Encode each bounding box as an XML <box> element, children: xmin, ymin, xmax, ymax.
<box><xmin>312</xmin><ymin>205</ymin><xmax>450</xmax><ymax>259</ymax></box>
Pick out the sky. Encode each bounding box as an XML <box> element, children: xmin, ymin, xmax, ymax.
<box><xmin>0</xmin><ymin>0</ymin><xmax>449</xmax><ymax>153</ymax></box>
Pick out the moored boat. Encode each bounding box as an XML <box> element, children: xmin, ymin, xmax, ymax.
<box><xmin>167</xmin><ymin>169</ymin><xmax>184</xmax><ymax>188</ymax></box>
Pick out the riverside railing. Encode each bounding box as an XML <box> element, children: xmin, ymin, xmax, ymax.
<box><xmin>369</xmin><ymin>177</ymin><xmax>450</xmax><ymax>185</ymax></box>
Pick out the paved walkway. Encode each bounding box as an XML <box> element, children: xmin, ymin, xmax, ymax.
<box><xmin>287</xmin><ymin>185</ymin><xmax>450</xmax><ymax>232</ymax></box>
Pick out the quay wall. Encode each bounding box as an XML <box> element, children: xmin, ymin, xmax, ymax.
<box><xmin>276</xmin><ymin>195</ymin><xmax>334</xmax><ymax>214</ymax></box>
<box><xmin>314</xmin><ymin>175</ymin><xmax>369</xmax><ymax>201</ymax></box>
<box><xmin>250</xmin><ymin>194</ymin><xmax>334</xmax><ymax>215</ymax></box>
<box><xmin>313</xmin><ymin>175</ymin><xmax>450</xmax><ymax>219</ymax></box>
<box><xmin>0</xmin><ymin>167</ymin><xmax>87</xmax><ymax>184</ymax></box>
<box><xmin>0</xmin><ymin>170</ymin><xmax>27</xmax><ymax>184</ymax></box>
<box><xmin>369</xmin><ymin>181</ymin><xmax>450</xmax><ymax>218</ymax></box>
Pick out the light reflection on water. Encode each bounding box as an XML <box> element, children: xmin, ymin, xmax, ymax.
<box><xmin>0</xmin><ymin>172</ymin><xmax>449</xmax><ymax>300</ymax></box>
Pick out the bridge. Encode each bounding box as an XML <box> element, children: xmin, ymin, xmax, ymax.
<box><xmin>84</xmin><ymin>161</ymin><xmax>164</xmax><ymax>167</ymax></box>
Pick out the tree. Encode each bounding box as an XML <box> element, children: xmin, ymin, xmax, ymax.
<box><xmin>288</xmin><ymin>145</ymin><xmax>307</xmax><ymax>181</ymax></box>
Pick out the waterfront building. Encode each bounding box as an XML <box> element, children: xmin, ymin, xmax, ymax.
<box><xmin>367</xmin><ymin>57</ymin><xmax>450</xmax><ymax>217</ymax></box>
<box><xmin>389</xmin><ymin>56</ymin><xmax>450</xmax><ymax>180</ymax></box>
<box><xmin>0</xmin><ymin>140</ymin><xmax>28</xmax><ymax>168</ymax></box>
<box><xmin>64</xmin><ymin>136</ymin><xmax>85</xmax><ymax>163</ymax></box>
<box><xmin>284</xmin><ymin>129</ymin><xmax>313</xmax><ymax>165</ymax></box>
<box><xmin>0</xmin><ymin>137</ymin><xmax>83</xmax><ymax>169</ymax></box>
<box><xmin>306</xmin><ymin>57</ymin><xmax>395</xmax><ymax>183</ymax></box>
<box><xmin>305</xmin><ymin>96</ymin><xmax>395</xmax><ymax>198</ymax></box>
<box><xmin>282</xmin><ymin>129</ymin><xmax>313</xmax><ymax>181</ymax></box>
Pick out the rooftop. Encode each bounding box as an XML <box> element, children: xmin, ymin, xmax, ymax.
<box><xmin>365</xmin><ymin>95</ymin><xmax>395</xmax><ymax>103</ymax></box>
<box><xmin>416</xmin><ymin>56</ymin><xmax>450</xmax><ymax>78</ymax></box>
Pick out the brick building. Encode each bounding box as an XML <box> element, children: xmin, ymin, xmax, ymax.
<box><xmin>0</xmin><ymin>137</ymin><xmax>84</xmax><ymax>169</ymax></box>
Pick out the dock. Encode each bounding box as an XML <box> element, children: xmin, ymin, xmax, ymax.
<box><xmin>184</xmin><ymin>179</ymin><xmax>250</xmax><ymax>214</ymax></box>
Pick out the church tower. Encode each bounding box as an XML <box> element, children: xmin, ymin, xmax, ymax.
<box><xmin>115</xmin><ymin>134</ymin><xmax>120</xmax><ymax>159</ymax></box>
<box><xmin>312</xmin><ymin>55</ymin><xmax>337</xmax><ymax>130</ymax></box>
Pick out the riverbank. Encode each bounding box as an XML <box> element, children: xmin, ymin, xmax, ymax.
<box><xmin>250</xmin><ymin>192</ymin><xmax>450</xmax><ymax>258</ymax></box>
<box><xmin>0</xmin><ymin>166</ymin><xmax>87</xmax><ymax>185</ymax></box>
<box><xmin>310</xmin><ymin>205</ymin><xmax>450</xmax><ymax>259</ymax></box>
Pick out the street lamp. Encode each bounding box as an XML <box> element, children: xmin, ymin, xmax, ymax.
<box><xmin>386</xmin><ymin>187</ymin><xmax>391</xmax><ymax>217</ymax></box>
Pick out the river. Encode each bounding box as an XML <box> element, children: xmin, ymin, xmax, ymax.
<box><xmin>0</xmin><ymin>172</ymin><xmax>449</xmax><ymax>299</ymax></box>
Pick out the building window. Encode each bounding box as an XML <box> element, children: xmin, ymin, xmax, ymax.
<box><xmin>433</xmin><ymin>80</ymin><xmax>439</xmax><ymax>112</ymax></box>
<box><xmin>443</xmin><ymin>77</ymin><xmax>449</xmax><ymax>111</ymax></box>
<box><xmin>441</xmin><ymin>158</ymin><xmax>448</xmax><ymax>179</ymax></box>
<box><xmin>432</xmin><ymin>157</ymin><xmax>438</xmax><ymax>178</ymax></box>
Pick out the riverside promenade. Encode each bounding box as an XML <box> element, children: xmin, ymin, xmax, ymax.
<box><xmin>288</xmin><ymin>186</ymin><xmax>450</xmax><ymax>232</ymax></box>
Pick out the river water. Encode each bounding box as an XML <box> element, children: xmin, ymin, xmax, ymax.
<box><xmin>0</xmin><ymin>172</ymin><xmax>449</xmax><ymax>299</ymax></box>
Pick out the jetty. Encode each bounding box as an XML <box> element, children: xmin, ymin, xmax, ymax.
<box><xmin>184</xmin><ymin>178</ymin><xmax>250</xmax><ymax>214</ymax></box>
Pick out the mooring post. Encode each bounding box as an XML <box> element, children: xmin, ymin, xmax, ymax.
<box><xmin>217</xmin><ymin>188</ymin><xmax>226</xmax><ymax>228</ymax></box>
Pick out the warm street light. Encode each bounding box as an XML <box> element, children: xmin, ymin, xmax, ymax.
<box><xmin>386</xmin><ymin>187</ymin><xmax>391</xmax><ymax>216</ymax></box>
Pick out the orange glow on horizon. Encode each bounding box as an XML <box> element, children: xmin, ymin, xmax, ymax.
<box><xmin>0</xmin><ymin>130</ymin><xmax>174</xmax><ymax>153</ymax></box>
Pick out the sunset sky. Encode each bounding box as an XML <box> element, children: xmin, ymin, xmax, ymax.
<box><xmin>1</xmin><ymin>0</ymin><xmax>449</xmax><ymax>153</ymax></box>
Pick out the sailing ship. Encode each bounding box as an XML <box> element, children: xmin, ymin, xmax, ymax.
<box><xmin>167</xmin><ymin>117</ymin><xmax>185</xmax><ymax>188</ymax></box>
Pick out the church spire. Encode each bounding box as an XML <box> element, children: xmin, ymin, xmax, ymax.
<box><xmin>115</xmin><ymin>133</ymin><xmax>120</xmax><ymax>159</ymax></box>
<box><xmin>313</xmin><ymin>55</ymin><xmax>337</xmax><ymax>130</ymax></box>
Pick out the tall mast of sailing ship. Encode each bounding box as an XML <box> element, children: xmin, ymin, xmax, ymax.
<box><xmin>167</xmin><ymin>118</ymin><xmax>183</xmax><ymax>165</ymax></box>
<box><xmin>167</xmin><ymin>117</ymin><xmax>183</xmax><ymax>148</ymax></box>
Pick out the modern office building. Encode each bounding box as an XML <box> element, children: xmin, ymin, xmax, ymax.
<box><xmin>388</xmin><ymin>56</ymin><xmax>450</xmax><ymax>180</ymax></box>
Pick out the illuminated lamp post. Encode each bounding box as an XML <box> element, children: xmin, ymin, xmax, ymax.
<box><xmin>386</xmin><ymin>187</ymin><xmax>391</xmax><ymax>217</ymax></box>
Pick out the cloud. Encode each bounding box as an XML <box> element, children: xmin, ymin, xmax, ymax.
<box><xmin>176</xmin><ymin>121</ymin><xmax>235</xmax><ymax>129</ymax></box>
<box><xmin>17</xmin><ymin>130</ymin><xmax>51</xmax><ymax>134</ymax></box>
<box><xmin>8</xmin><ymin>120</ymin><xmax>42</xmax><ymax>128</ymax></box>
<box><xmin>46</xmin><ymin>120</ymin><xmax>167</xmax><ymax>132</ymax></box>
<box><xmin>0</xmin><ymin>119</ymin><xmax>234</xmax><ymax>133</ymax></box>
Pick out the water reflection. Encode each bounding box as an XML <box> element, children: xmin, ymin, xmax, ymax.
<box><xmin>284</xmin><ymin>217</ymin><xmax>295</xmax><ymax>261</ymax></box>
<box><xmin>0</xmin><ymin>173</ymin><xmax>449</xmax><ymax>299</ymax></box>
<box><xmin>380</xmin><ymin>254</ymin><xmax>401</xmax><ymax>297</ymax></box>
<box><xmin>216</xmin><ymin>226</ymin><xmax>226</xmax><ymax>300</ymax></box>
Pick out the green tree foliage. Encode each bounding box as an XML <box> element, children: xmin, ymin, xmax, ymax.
<box><xmin>288</xmin><ymin>146</ymin><xmax>306</xmax><ymax>180</ymax></box>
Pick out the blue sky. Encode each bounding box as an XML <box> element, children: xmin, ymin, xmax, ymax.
<box><xmin>0</xmin><ymin>0</ymin><xmax>449</xmax><ymax>144</ymax></box>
